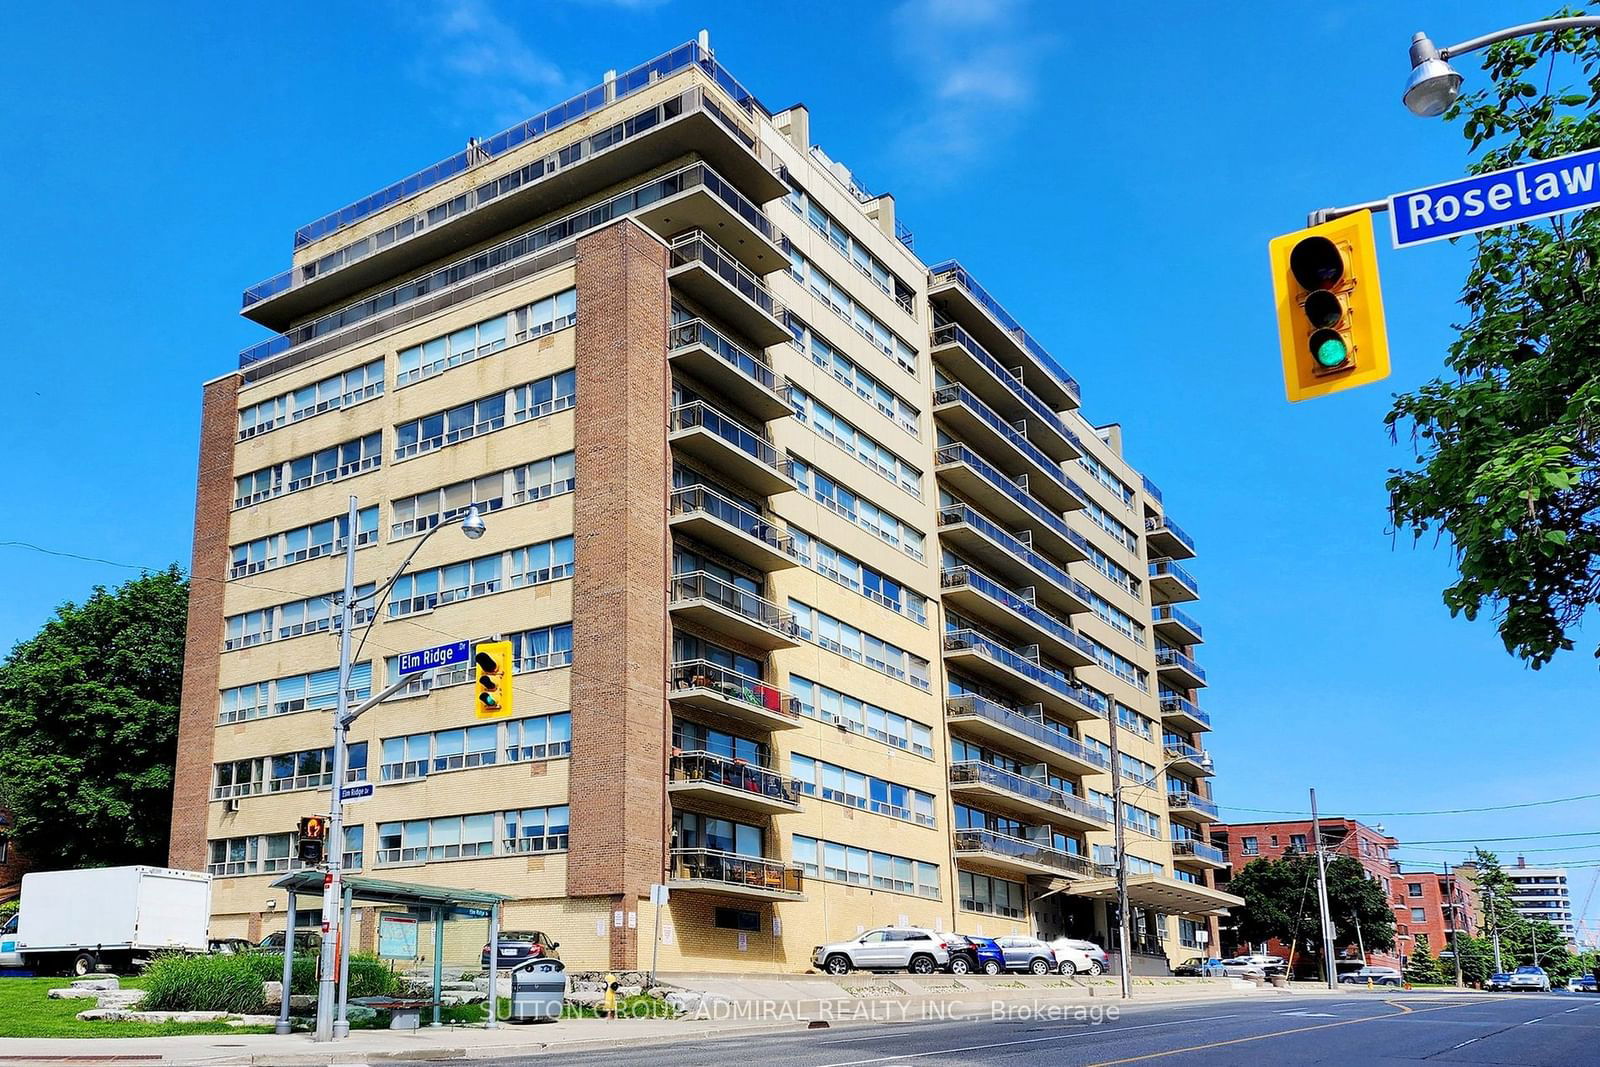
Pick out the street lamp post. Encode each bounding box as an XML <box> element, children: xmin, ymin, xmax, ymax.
<box><xmin>1404</xmin><ymin>17</ymin><xmax>1600</xmax><ymax>117</ymax></box>
<box><xmin>313</xmin><ymin>495</ymin><xmax>486</xmax><ymax>1042</ymax></box>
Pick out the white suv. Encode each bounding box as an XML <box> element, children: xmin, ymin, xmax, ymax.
<box><xmin>812</xmin><ymin>927</ymin><xmax>954</xmax><ymax>975</ymax></box>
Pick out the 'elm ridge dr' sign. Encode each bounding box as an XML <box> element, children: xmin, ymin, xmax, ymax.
<box><xmin>1390</xmin><ymin>146</ymin><xmax>1600</xmax><ymax>248</ymax></box>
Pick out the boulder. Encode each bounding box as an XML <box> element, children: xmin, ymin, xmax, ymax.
<box><xmin>77</xmin><ymin>1009</ymin><xmax>230</xmax><ymax>1024</ymax></box>
<box><xmin>95</xmin><ymin>990</ymin><xmax>147</xmax><ymax>1010</ymax></box>
<box><xmin>70</xmin><ymin>977</ymin><xmax>120</xmax><ymax>991</ymax></box>
<box><xmin>48</xmin><ymin>988</ymin><xmax>102</xmax><ymax>1000</ymax></box>
<box><xmin>617</xmin><ymin>984</ymin><xmax>643</xmax><ymax>997</ymax></box>
<box><xmin>262</xmin><ymin>981</ymin><xmax>283</xmax><ymax>1010</ymax></box>
<box><xmin>664</xmin><ymin>991</ymin><xmax>704</xmax><ymax>1014</ymax></box>
<box><xmin>289</xmin><ymin>994</ymin><xmax>316</xmax><ymax>1011</ymax></box>
<box><xmin>441</xmin><ymin>980</ymin><xmax>478</xmax><ymax>991</ymax></box>
<box><xmin>346</xmin><ymin>1005</ymin><xmax>379</xmax><ymax>1025</ymax></box>
<box><xmin>228</xmin><ymin>1014</ymin><xmax>278</xmax><ymax>1027</ymax></box>
<box><xmin>565</xmin><ymin>990</ymin><xmax>604</xmax><ymax>1008</ymax></box>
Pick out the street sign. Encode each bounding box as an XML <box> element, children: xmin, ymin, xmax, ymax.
<box><xmin>450</xmin><ymin>906</ymin><xmax>491</xmax><ymax>920</ymax></box>
<box><xmin>399</xmin><ymin>640</ymin><xmax>469</xmax><ymax>676</ymax></box>
<box><xmin>649</xmin><ymin>884</ymin><xmax>669</xmax><ymax>906</ymax></box>
<box><xmin>339</xmin><ymin>783</ymin><xmax>374</xmax><ymax>804</ymax></box>
<box><xmin>1390</xmin><ymin>146</ymin><xmax>1600</xmax><ymax>248</ymax></box>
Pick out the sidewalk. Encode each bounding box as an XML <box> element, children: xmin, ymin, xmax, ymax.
<box><xmin>0</xmin><ymin>977</ymin><xmax>1278</xmax><ymax>1064</ymax></box>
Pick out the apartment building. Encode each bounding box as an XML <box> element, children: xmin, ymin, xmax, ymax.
<box><xmin>170</xmin><ymin>33</ymin><xmax>1236</xmax><ymax>974</ymax></box>
<box><xmin>1391</xmin><ymin>866</ymin><xmax>1479</xmax><ymax>965</ymax></box>
<box><xmin>1503</xmin><ymin>859</ymin><xmax>1577</xmax><ymax>943</ymax></box>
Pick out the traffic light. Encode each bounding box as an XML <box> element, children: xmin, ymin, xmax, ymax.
<box><xmin>297</xmin><ymin>815</ymin><xmax>327</xmax><ymax>865</ymax></box>
<box><xmin>1268</xmin><ymin>209</ymin><xmax>1390</xmax><ymax>402</ymax></box>
<box><xmin>474</xmin><ymin>640</ymin><xmax>514</xmax><ymax>719</ymax></box>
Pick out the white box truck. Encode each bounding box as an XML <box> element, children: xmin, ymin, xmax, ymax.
<box><xmin>0</xmin><ymin>866</ymin><xmax>211</xmax><ymax>975</ymax></box>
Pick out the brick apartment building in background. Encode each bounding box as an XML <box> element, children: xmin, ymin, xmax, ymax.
<box><xmin>170</xmin><ymin>32</ymin><xmax>1240</xmax><ymax>974</ymax></box>
<box><xmin>0</xmin><ymin>811</ymin><xmax>24</xmax><ymax>905</ymax></box>
<box><xmin>1390</xmin><ymin>865</ymin><xmax>1480</xmax><ymax>968</ymax></box>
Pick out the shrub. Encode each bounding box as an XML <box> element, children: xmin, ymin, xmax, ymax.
<box><xmin>141</xmin><ymin>954</ymin><xmax>268</xmax><ymax>1014</ymax></box>
<box><xmin>239</xmin><ymin>951</ymin><xmax>400</xmax><ymax>999</ymax></box>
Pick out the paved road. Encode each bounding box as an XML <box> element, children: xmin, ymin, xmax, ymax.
<box><xmin>479</xmin><ymin>991</ymin><xmax>1600</xmax><ymax>1065</ymax></box>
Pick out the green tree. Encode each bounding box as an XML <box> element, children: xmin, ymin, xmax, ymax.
<box><xmin>1227</xmin><ymin>854</ymin><xmax>1396</xmax><ymax>964</ymax></box>
<box><xmin>0</xmin><ymin>567</ymin><xmax>186</xmax><ymax>868</ymax></box>
<box><xmin>1406</xmin><ymin>933</ymin><xmax>1444</xmax><ymax>984</ymax></box>
<box><xmin>1385</xmin><ymin>15</ymin><xmax>1600</xmax><ymax>667</ymax></box>
<box><xmin>1453</xmin><ymin>934</ymin><xmax>1497</xmax><ymax>985</ymax></box>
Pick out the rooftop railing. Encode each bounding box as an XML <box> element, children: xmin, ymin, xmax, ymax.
<box><xmin>927</xmin><ymin>260</ymin><xmax>1081</xmax><ymax>402</ymax></box>
<box><xmin>669</xmin><ymin>750</ymin><xmax>802</xmax><ymax>806</ymax></box>
<box><xmin>946</xmin><ymin>695</ymin><xmax>1110</xmax><ymax>766</ymax></box>
<box><xmin>668</xmin><ymin>847</ymin><xmax>803</xmax><ymax>894</ymax></box>
<box><xmin>1149</xmin><ymin>558</ymin><xmax>1201</xmax><ymax>597</ymax></box>
<box><xmin>1146</xmin><ymin>515</ymin><xmax>1197</xmax><ymax>554</ymax></box>
<box><xmin>670</xmin><ymin>317</ymin><xmax>779</xmax><ymax>393</ymax></box>
<box><xmin>1152</xmin><ymin>604</ymin><xmax>1203</xmax><ymax>641</ymax></box>
<box><xmin>1142</xmin><ymin>474</ymin><xmax>1164</xmax><ymax>504</ymax></box>
<box><xmin>936</xmin><ymin>505</ymin><xmax>1095</xmax><ymax>606</ymax></box>
<box><xmin>670</xmin><ymin>401</ymin><xmax>785</xmax><ymax>472</ymax></box>
<box><xmin>669</xmin><ymin>571</ymin><xmax>797</xmax><ymax>638</ymax></box>
<box><xmin>931</xmin><ymin>321</ymin><xmax>1080</xmax><ymax>446</ymax></box>
<box><xmin>941</xmin><ymin>567</ymin><xmax>1096</xmax><ymax>661</ymax></box>
<box><xmin>949</xmin><ymin>761</ymin><xmax>1109</xmax><ymax>825</ymax></box>
<box><xmin>942</xmin><ymin>629</ymin><xmax>1107</xmax><ymax>718</ymax></box>
<box><xmin>936</xmin><ymin>444</ymin><xmax>1086</xmax><ymax>543</ymax></box>
<box><xmin>952</xmin><ymin>828</ymin><xmax>1097</xmax><ymax>878</ymax></box>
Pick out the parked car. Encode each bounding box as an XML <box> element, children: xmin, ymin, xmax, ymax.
<box><xmin>1339</xmin><ymin>965</ymin><xmax>1402</xmax><ymax>986</ymax></box>
<box><xmin>1046</xmin><ymin>937</ymin><xmax>1108</xmax><ymax>976</ymax></box>
<box><xmin>992</xmin><ymin>935</ymin><xmax>1058</xmax><ymax>975</ymax></box>
<box><xmin>813</xmin><ymin>927</ymin><xmax>954</xmax><ymax>975</ymax></box>
<box><xmin>1218</xmin><ymin>957</ymin><xmax>1268</xmax><ymax>979</ymax></box>
<box><xmin>1174</xmin><ymin>956</ymin><xmax>1227</xmax><ymax>977</ymax></box>
<box><xmin>1233</xmin><ymin>953</ymin><xmax>1288</xmax><ymax>976</ymax></box>
<box><xmin>1566</xmin><ymin>974</ymin><xmax>1598</xmax><ymax>993</ymax></box>
<box><xmin>1507</xmin><ymin>965</ymin><xmax>1551</xmax><ymax>992</ymax></box>
<box><xmin>258</xmin><ymin>930</ymin><xmax>322</xmax><ymax>954</ymax></box>
<box><xmin>1486</xmin><ymin>972</ymin><xmax>1513</xmax><ymax>991</ymax></box>
<box><xmin>208</xmin><ymin>937</ymin><xmax>255</xmax><ymax>955</ymax></box>
<box><xmin>481</xmin><ymin>931</ymin><xmax>561</xmax><ymax>970</ymax></box>
<box><xmin>945</xmin><ymin>935</ymin><xmax>1004</xmax><ymax>975</ymax></box>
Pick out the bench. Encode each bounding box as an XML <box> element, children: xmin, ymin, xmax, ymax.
<box><xmin>351</xmin><ymin>997</ymin><xmax>434</xmax><ymax>1030</ymax></box>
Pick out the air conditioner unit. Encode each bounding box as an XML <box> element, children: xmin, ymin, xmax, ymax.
<box><xmin>224</xmin><ymin>797</ymin><xmax>241</xmax><ymax>814</ymax></box>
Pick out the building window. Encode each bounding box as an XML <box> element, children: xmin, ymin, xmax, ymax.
<box><xmin>342</xmin><ymin>826</ymin><xmax>364</xmax><ymax>871</ymax></box>
<box><xmin>958</xmin><ymin>870</ymin><xmax>1025</xmax><ymax>918</ymax></box>
<box><xmin>238</xmin><ymin>358</ymin><xmax>385</xmax><ymax>440</ymax></box>
<box><xmin>714</xmin><ymin>908</ymin><xmax>761</xmax><ymax>932</ymax></box>
<box><xmin>1408</xmin><ymin>883</ymin><xmax>1423</xmax><ymax>897</ymax></box>
<box><xmin>1241</xmin><ymin>836</ymin><xmax>1258</xmax><ymax>856</ymax></box>
<box><xmin>789</xmin><ymin>675</ymin><xmax>933</xmax><ymax>757</ymax></box>
<box><xmin>376</xmin><ymin>813</ymin><xmax>497</xmax><ymax>865</ymax></box>
<box><xmin>390</xmin><ymin>452</ymin><xmax>574</xmax><ymax>539</ymax></box>
<box><xmin>1411</xmin><ymin>908</ymin><xmax>1427</xmax><ymax>923</ymax></box>
<box><xmin>788</xmin><ymin>752</ymin><xmax>936</xmax><ymax>827</ymax></box>
<box><xmin>502</xmin><ymin>806</ymin><xmax>571</xmax><ymax>854</ymax></box>
<box><xmin>1289</xmin><ymin>834</ymin><xmax>1307</xmax><ymax>853</ymax></box>
<box><xmin>1179</xmin><ymin>918</ymin><xmax>1204</xmax><ymax>948</ymax></box>
<box><xmin>791</xmin><ymin>835</ymin><xmax>939</xmax><ymax>899</ymax></box>
<box><xmin>396</xmin><ymin>289</ymin><xmax>575</xmax><ymax>387</ymax></box>
<box><xmin>230</xmin><ymin>507</ymin><xmax>378</xmax><ymax>579</ymax></box>
<box><xmin>788</xmin><ymin>598</ymin><xmax>930</xmax><ymax>689</ymax></box>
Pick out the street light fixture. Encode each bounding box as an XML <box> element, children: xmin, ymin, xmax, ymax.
<box><xmin>1404</xmin><ymin>18</ymin><xmax>1600</xmax><ymax>117</ymax></box>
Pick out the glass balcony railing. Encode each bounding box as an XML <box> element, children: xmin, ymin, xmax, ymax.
<box><xmin>933</xmin><ymin>385</ymin><xmax>1089</xmax><ymax>503</ymax></box>
<box><xmin>1146</xmin><ymin>515</ymin><xmax>1196</xmax><ymax>555</ymax></box>
<box><xmin>949</xmin><ymin>761</ymin><xmax>1109</xmax><ymax>825</ymax></box>
<box><xmin>942</xmin><ymin>629</ymin><xmax>1107</xmax><ymax>718</ymax></box>
<box><xmin>1162</xmin><ymin>738</ymin><xmax>1211</xmax><ymax>767</ymax></box>
<box><xmin>936</xmin><ymin>444</ymin><xmax>1086</xmax><ymax>541</ymax></box>
<box><xmin>668</xmin><ymin>659</ymin><xmax>798</xmax><ymax>720</ymax></box>
<box><xmin>927</xmin><ymin>261</ymin><xmax>1081</xmax><ymax>402</ymax></box>
<box><xmin>670</xmin><ymin>402</ymin><xmax>785</xmax><ymax>472</ymax></box>
<box><xmin>670</xmin><ymin>485</ymin><xmax>795</xmax><ymax>559</ymax></box>
<box><xmin>669</xmin><ymin>230</ymin><xmax>780</xmax><ymax>317</ymax></box>
<box><xmin>1152</xmin><ymin>605</ymin><xmax>1203</xmax><ymax>641</ymax></box>
<box><xmin>669</xmin><ymin>571</ymin><xmax>797</xmax><ymax>638</ymax></box>
<box><xmin>941</xmin><ymin>567</ymin><xmax>1096</xmax><ymax>661</ymax></box>
<box><xmin>1142</xmin><ymin>474</ymin><xmax>1163</xmax><ymax>505</ymax></box>
<box><xmin>670</xmin><ymin>317</ymin><xmax>780</xmax><ymax>393</ymax></box>
<box><xmin>1149</xmin><ymin>558</ymin><xmax>1201</xmax><ymax>597</ymax></box>
<box><xmin>931</xmin><ymin>322</ymin><xmax>1080</xmax><ymax>447</ymax></box>
<box><xmin>669</xmin><ymin>750</ymin><xmax>802</xmax><ymax>806</ymax></box>
<box><xmin>1156</xmin><ymin>647</ymin><xmax>1207</xmax><ymax>684</ymax></box>
<box><xmin>1160</xmin><ymin>694</ymin><xmax>1211</xmax><ymax>729</ymax></box>
<box><xmin>952</xmin><ymin>828</ymin><xmax>1097</xmax><ymax>878</ymax></box>
<box><xmin>946</xmin><ymin>695</ymin><xmax>1110</xmax><ymax>769</ymax></box>
<box><xmin>1171</xmin><ymin>839</ymin><xmax>1226</xmax><ymax>864</ymax></box>
<box><xmin>936</xmin><ymin>505</ymin><xmax>1095</xmax><ymax>606</ymax></box>
<box><xmin>668</xmin><ymin>847</ymin><xmax>803</xmax><ymax>895</ymax></box>
<box><xmin>1167</xmin><ymin>790</ymin><xmax>1220</xmax><ymax>819</ymax></box>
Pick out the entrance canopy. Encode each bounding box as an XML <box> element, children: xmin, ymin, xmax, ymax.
<box><xmin>1067</xmin><ymin>874</ymin><xmax>1244</xmax><ymax>917</ymax></box>
<box><xmin>271</xmin><ymin>870</ymin><xmax>515</xmax><ymax>912</ymax></box>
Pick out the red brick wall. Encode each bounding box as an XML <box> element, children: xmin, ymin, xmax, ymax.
<box><xmin>566</xmin><ymin>221</ymin><xmax>671</xmax><ymax>969</ymax></box>
<box><xmin>167</xmin><ymin>375</ymin><xmax>240</xmax><ymax>872</ymax></box>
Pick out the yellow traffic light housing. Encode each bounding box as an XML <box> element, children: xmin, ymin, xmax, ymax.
<box><xmin>474</xmin><ymin>640</ymin><xmax>514</xmax><ymax>719</ymax></box>
<box><xmin>1269</xmin><ymin>209</ymin><xmax>1390</xmax><ymax>402</ymax></box>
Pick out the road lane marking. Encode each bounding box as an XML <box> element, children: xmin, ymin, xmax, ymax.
<box><xmin>1084</xmin><ymin>1000</ymin><xmax>1487</xmax><ymax>1066</ymax></box>
<box><xmin>809</xmin><ymin>1014</ymin><xmax>1241</xmax><ymax>1067</ymax></box>
<box><xmin>1452</xmin><ymin>1037</ymin><xmax>1480</xmax><ymax>1049</ymax></box>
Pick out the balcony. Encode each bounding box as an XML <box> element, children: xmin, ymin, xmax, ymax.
<box><xmin>1152</xmin><ymin>605</ymin><xmax>1203</xmax><ymax>646</ymax></box>
<box><xmin>949</xmin><ymin>762</ymin><xmax>1110</xmax><ymax>833</ymax></box>
<box><xmin>668</xmin><ymin>751</ymin><xmax>803</xmax><ymax>815</ymax></box>
<box><xmin>952</xmin><ymin>828</ymin><xmax>1097</xmax><ymax>882</ymax></box>
<box><xmin>1156</xmin><ymin>647</ymin><xmax>1207</xmax><ymax>690</ymax></box>
<box><xmin>936</xmin><ymin>505</ymin><xmax>1093</xmax><ymax>617</ymax></box>
<box><xmin>1162</xmin><ymin>739</ymin><xmax>1214</xmax><ymax>777</ymax></box>
<box><xmin>668</xmin><ymin>572</ymin><xmax>800</xmax><ymax>650</ymax></box>
<box><xmin>667</xmin><ymin>231</ymin><xmax>790</xmax><ymax>347</ymax></box>
<box><xmin>936</xmin><ymin>444</ymin><xmax>1087</xmax><ymax>566</ymax></box>
<box><xmin>669</xmin><ymin>485</ymin><xmax>800</xmax><ymax>572</ymax></box>
<box><xmin>667</xmin><ymin>847</ymin><xmax>806</xmax><ymax>901</ymax></box>
<box><xmin>1167</xmin><ymin>790</ymin><xmax>1220</xmax><ymax>824</ymax></box>
<box><xmin>927</xmin><ymin>261</ymin><xmax>1080</xmax><ymax>412</ymax></box>
<box><xmin>1170</xmin><ymin>839</ymin><xmax>1228</xmax><ymax>870</ymax></box>
<box><xmin>929</xmin><ymin>322</ymin><xmax>1080</xmax><ymax>461</ymax></box>
<box><xmin>668</xmin><ymin>318</ymin><xmax>791</xmax><ymax>420</ymax></box>
<box><xmin>942</xmin><ymin>629</ymin><xmax>1106</xmax><ymax>723</ymax></box>
<box><xmin>933</xmin><ymin>385</ymin><xmax>1085</xmax><ymax>513</ymax></box>
<box><xmin>941</xmin><ymin>567</ymin><xmax>1095</xmax><ymax>669</ymax></box>
<box><xmin>946</xmin><ymin>695</ymin><xmax>1110</xmax><ymax>778</ymax></box>
<box><xmin>668</xmin><ymin>661</ymin><xmax>803</xmax><ymax>732</ymax></box>
<box><xmin>669</xmin><ymin>401</ymin><xmax>793</xmax><ymax>496</ymax></box>
<box><xmin>1145</xmin><ymin>515</ymin><xmax>1196</xmax><ymax>561</ymax></box>
<box><xmin>1160</xmin><ymin>694</ymin><xmax>1211</xmax><ymax>733</ymax></box>
<box><xmin>1148</xmin><ymin>559</ymin><xmax>1200</xmax><ymax>604</ymax></box>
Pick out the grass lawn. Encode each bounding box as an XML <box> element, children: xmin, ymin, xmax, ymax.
<box><xmin>0</xmin><ymin>977</ymin><xmax>274</xmax><ymax>1038</ymax></box>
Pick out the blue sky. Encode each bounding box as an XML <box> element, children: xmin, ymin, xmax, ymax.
<box><xmin>2</xmin><ymin>1</ymin><xmax>1596</xmax><ymax>930</ymax></box>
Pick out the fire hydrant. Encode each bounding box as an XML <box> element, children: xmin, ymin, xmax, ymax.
<box><xmin>602</xmin><ymin>972</ymin><xmax>619</xmax><ymax>1018</ymax></box>
<box><xmin>1367</xmin><ymin>977</ymin><xmax>1375</xmax><ymax>991</ymax></box>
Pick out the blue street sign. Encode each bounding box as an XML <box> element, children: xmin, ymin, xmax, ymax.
<box><xmin>340</xmin><ymin>783</ymin><xmax>374</xmax><ymax>804</ymax></box>
<box><xmin>1390</xmin><ymin>146</ymin><xmax>1600</xmax><ymax>248</ymax></box>
<box><xmin>399</xmin><ymin>640</ymin><xmax>470</xmax><ymax>676</ymax></box>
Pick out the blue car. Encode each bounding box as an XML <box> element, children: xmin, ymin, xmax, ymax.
<box><xmin>947</xmin><ymin>934</ymin><xmax>1005</xmax><ymax>975</ymax></box>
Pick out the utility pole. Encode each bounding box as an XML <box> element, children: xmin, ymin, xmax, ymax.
<box><xmin>1107</xmin><ymin>712</ymin><xmax>1132</xmax><ymax>1000</ymax></box>
<box><xmin>1487</xmin><ymin>886</ymin><xmax>1504</xmax><ymax>973</ymax></box>
<box><xmin>1445</xmin><ymin>862</ymin><xmax>1464</xmax><ymax>989</ymax></box>
<box><xmin>1309</xmin><ymin>788</ymin><xmax>1337</xmax><ymax>990</ymax></box>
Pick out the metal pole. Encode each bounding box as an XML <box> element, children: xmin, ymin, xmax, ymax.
<box><xmin>315</xmin><ymin>495</ymin><xmax>358</xmax><ymax>1042</ymax></box>
<box><xmin>432</xmin><ymin>907</ymin><xmax>444</xmax><ymax>1028</ymax></box>
<box><xmin>335</xmin><ymin>886</ymin><xmax>353</xmax><ymax>1037</ymax></box>
<box><xmin>1309</xmin><ymin>789</ymin><xmax>1337</xmax><ymax>990</ymax></box>
<box><xmin>650</xmin><ymin>888</ymin><xmax>663</xmax><ymax>983</ymax></box>
<box><xmin>1438</xmin><ymin>16</ymin><xmax>1600</xmax><ymax>59</ymax></box>
<box><xmin>276</xmin><ymin>892</ymin><xmax>297</xmax><ymax>1035</ymax></box>
<box><xmin>486</xmin><ymin>903</ymin><xmax>500</xmax><ymax>1029</ymax></box>
<box><xmin>1446</xmin><ymin>863</ymin><xmax>1464</xmax><ymax>988</ymax></box>
<box><xmin>1488</xmin><ymin>887</ymin><xmax>1504</xmax><ymax>972</ymax></box>
<box><xmin>1352</xmin><ymin>910</ymin><xmax>1367</xmax><ymax>964</ymax></box>
<box><xmin>1107</xmin><ymin>711</ymin><xmax>1132</xmax><ymax>999</ymax></box>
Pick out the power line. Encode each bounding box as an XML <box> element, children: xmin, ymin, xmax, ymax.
<box><xmin>1218</xmin><ymin>792</ymin><xmax>1600</xmax><ymax>818</ymax></box>
<box><xmin>1398</xmin><ymin>831</ymin><xmax>1600</xmax><ymax>845</ymax></box>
